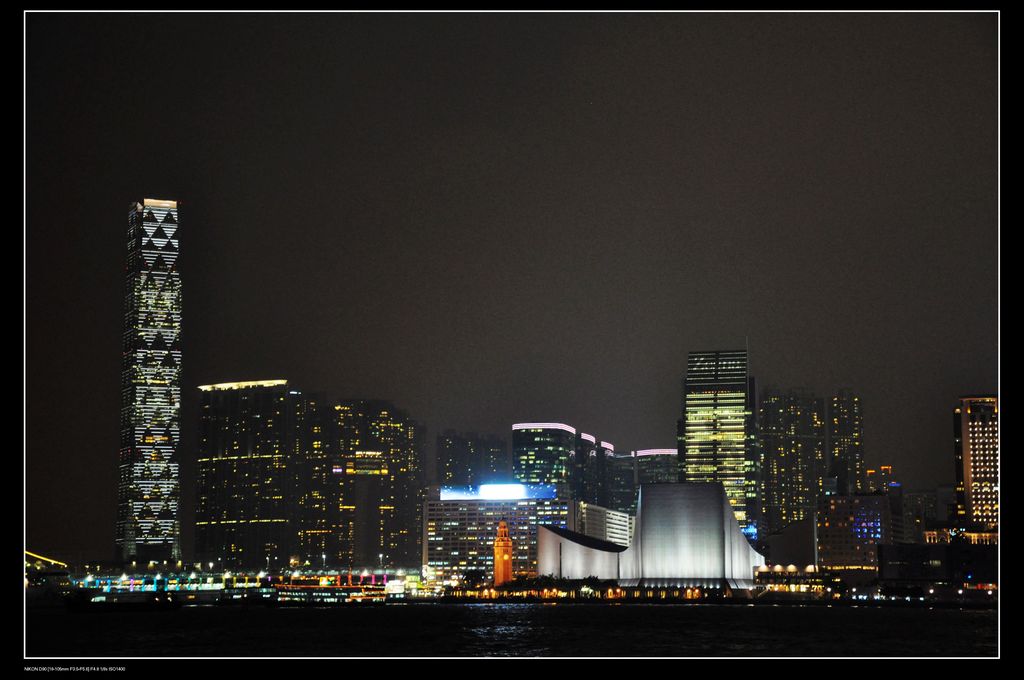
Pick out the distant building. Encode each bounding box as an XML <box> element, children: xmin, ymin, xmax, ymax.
<box><xmin>902</xmin><ymin>491</ymin><xmax>937</xmax><ymax>544</ymax></box>
<box><xmin>828</xmin><ymin>390</ymin><xmax>865</xmax><ymax>494</ymax></box>
<box><xmin>116</xmin><ymin>199</ymin><xmax>182</xmax><ymax>565</ymax></box>
<box><xmin>436</xmin><ymin>431</ymin><xmax>509</xmax><ymax>487</ymax></box>
<box><xmin>195</xmin><ymin>380</ymin><xmax>298</xmax><ymax>570</ymax></box>
<box><xmin>512</xmin><ymin>423</ymin><xmax>577</xmax><ymax>496</ymax></box>
<box><xmin>334</xmin><ymin>400</ymin><xmax>424</xmax><ymax>569</ymax></box>
<box><xmin>759</xmin><ymin>389</ymin><xmax>827</xmax><ymax>534</ymax></box>
<box><xmin>423</xmin><ymin>484</ymin><xmax>573</xmax><ymax>582</ymax></box>
<box><xmin>923</xmin><ymin>527</ymin><xmax>997</xmax><ymax>546</ymax></box>
<box><xmin>635</xmin><ymin>449</ymin><xmax>679</xmax><ymax>485</ymax></box>
<box><xmin>576</xmin><ymin>501</ymin><xmax>634</xmax><ymax>547</ymax></box>
<box><xmin>816</xmin><ymin>494</ymin><xmax>891</xmax><ymax>582</ymax></box>
<box><xmin>677</xmin><ymin>350</ymin><xmax>761</xmax><ymax>540</ymax></box>
<box><xmin>571</xmin><ymin>434</ymin><xmax>616</xmax><ymax>507</ymax></box>
<box><xmin>953</xmin><ymin>396</ymin><xmax>998</xmax><ymax>530</ymax></box>
<box><xmin>864</xmin><ymin>465</ymin><xmax>896</xmax><ymax>493</ymax></box>
<box><xmin>607</xmin><ymin>452</ymin><xmax>638</xmax><ymax>514</ymax></box>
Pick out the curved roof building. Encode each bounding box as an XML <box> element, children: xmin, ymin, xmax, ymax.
<box><xmin>538</xmin><ymin>483</ymin><xmax>765</xmax><ymax>589</ymax></box>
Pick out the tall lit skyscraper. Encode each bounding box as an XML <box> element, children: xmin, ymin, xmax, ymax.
<box><xmin>334</xmin><ymin>400</ymin><xmax>424</xmax><ymax>568</ymax></box>
<box><xmin>829</xmin><ymin>390</ymin><xmax>865</xmax><ymax>494</ymax></box>
<box><xmin>512</xmin><ymin>423</ymin><xmax>577</xmax><ymax>496</ymax></box>
<box><xmin>677</xmin><ymin>349</ymin><xmax>760</xmax><ymax>539</ymax></box>
<box><xmin>195</xmin><ymin>380</ymin><xmax>297</xmax><ymax>570</ymax></box>
<box><xmin>760</xmin><ymin>389</ymin><xmax>827</xmax><ymax>535</ymax></box>
<box><xmin>116</xmin><ymin>199</ymin><xmax>182</xmax><ymax>564</ymax></box>
<box><xmin>954</xmin><ymin>396</ymin><xmax>999</xmax><ymax>530</ymax></box>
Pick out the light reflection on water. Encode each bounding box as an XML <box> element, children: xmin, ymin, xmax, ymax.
<box><xmin>27</xmin><ymin>603</ymin><xmax>997</xmax><ymax>658</ymax></box>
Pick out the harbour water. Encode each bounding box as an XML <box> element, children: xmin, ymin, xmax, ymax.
<box><xmin>26</xmin><ymin>602</ymin><xmax>997</xmax><ymax>657</ymax></box>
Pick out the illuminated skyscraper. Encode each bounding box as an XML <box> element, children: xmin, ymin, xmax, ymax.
<box><xmin>334</xmin><ymin>400</ymin><xmax>424</xmax><ymax>568</ymax></box>
<box><xmin>437</xmin><ymin>431</ymin><xmax>509</xmax><ymax>486</ymax></box>
<box><xmin>677</xmin><ymin>350</ymin><xmax>761</xmax><ymax>539</ymax></box>
<box><xmin>512</xmin><ymin>423</ymin><xmax>577</xmax><ymax>496</ymax></box>
<box><xmin>195</xmin><ymin>380</ymin><xmax>298</xmax><ymax>570</ymax></box>
<box><xmin>116</xmin><ymin>199</ymin><xmax>182</xmax><ymax>564</ymax></box>
<box><xmin>634</xmin><ymin>449</ymin><xmax>680</xmax><ymax>485</ymax></box>
<box><xmin>954</xmin><ymin>396</ymin><xmax>999</xmax><ymax>530</ymax></box>
<box><xmin>828</xmin><ymin>390</ymin><xmax>865</xmax><ymax>494</ymax></box>
<box><xmin>760</xmin><ymin>389</ymin><xmax>827</xmax><ymax>534</ymax></box>
<box><xmin>571</xmin><ymin>433</ymin><xmax>615</xmax><ymax>507</ymax></box>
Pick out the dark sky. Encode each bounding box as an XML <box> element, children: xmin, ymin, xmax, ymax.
<box><xmin>25</xmin><ymin>12</ymin><xmax>998</xmax><ymax>561</ymax></box>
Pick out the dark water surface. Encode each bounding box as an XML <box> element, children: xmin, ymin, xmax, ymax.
<box><xmin>26</xmin><ymin>603</ymin><xmax>997</xmax><ymax>657</ymax></box>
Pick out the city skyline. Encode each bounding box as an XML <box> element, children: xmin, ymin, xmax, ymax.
<box><xmin>26</xmin><ymin>12</ymin><xmax>997</xmax><ymax>561</ymax></box>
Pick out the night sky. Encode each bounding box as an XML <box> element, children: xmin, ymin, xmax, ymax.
<box><xmin>25</xmin><ymin>12</ymin><xmax>998</xmax><ymax>561</ymax></box>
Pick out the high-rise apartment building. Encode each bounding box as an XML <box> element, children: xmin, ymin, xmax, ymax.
<box><xmin>760</xmin><ymin>389</ymin><xmax>827</xmax><ymax>535</ymax></box>
<box><xmin>436</xmin><ymin>431</ymin><xmax>509</xmax><ymax>487</ymax></box>
<box><xmin>334</xmin><ymin>400</ymin><xmax>424</xmax><ymax>569</ymax></box>
<box><xmin>116</xmin><ymin>199</ymin><xmax>182</xmax><ymax>564</ymax></box>
<box><xmin>954</xmin><ymin>396</ymin><xmax>999</xmax><ymax>530</ymax></box>
<box><xmin>195</xmin><ymin>380</ymin><xmax>298</xmax><ymax>570</ymax></box>
<box><xmin>828</xmin><ymin>390</ymin><xmax>865</xmax><ymax>494</ymax></box>
<box><xmin>677</xmin><ymin>350</ymin><xmax>761</xmax><ymax>539</ymax></box>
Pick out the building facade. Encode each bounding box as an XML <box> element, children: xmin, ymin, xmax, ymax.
<box><xmin>760</xmin><ymin>389</ymin><xmax>827</xmax><ymax>535</ymax></box>
<box><xmin>828</xmin><ymin>390</ymin><xmax>865</xmax><ymax>494</ymax></box>
<box><xmin>576</xmin><ymin>501</ymin><xmax>634</xmax><ymax>547</ymax></box>
<box><xmin>116</xmin><ymin>199</ymin><xmax>182</xmax><ymax>564</ymax></box>
<box><xmin>334</xmin><ymin>400</ymin><xmax>424</xmax><ymax>569</ymax></box>
<box><xmin>512</xmin><ymin>423</ymin><xmax>577</xmax><ymax>495</ymax></box>
<box><xmin>677</xmin><ymin>350</ymin><xmax>761</xmax><ymax>539</ymax></box>
<box><xmin>422</xmin><ymin>484</ymin><xmax>573</xmax><ymax>583</ymax></box>
<box><xmin>816</xmin><ymin>494</ymin><xmax>891</xmax><ymax>582</ymax></box>
<box><xmin>437</xmin><ymin>430</ymin><xmax>509</xmax><ymax>487</ymax></box>
<box><xmin>953</xmin><ymin>396</ymin><xmax>998</xmax><ymax>530</ymax></box>
<box><xmin>195</xmin><ymin>380</ymin><xmax>297</xmax><ymax>570</ymax></box>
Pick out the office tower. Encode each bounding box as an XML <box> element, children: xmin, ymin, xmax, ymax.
<box><xmin>116</xmin><ymin>199</ymin><xmax>182</xmax><ymax>564</ymax></box>
<box><xmin>436</xmin><ymin>431</ymin><xmax>510</xmax><ymax>487</ymax></box>
<box><xmin>607</xmin><ymin>452</ymin><xmax>638</xmax><ymax>514</ymax></box>
<box><xmin>571</xmin><ymin>433</ymin><xmax>615</xmax><ymax>507</ymax></box>
<box><xmin>816</xmin><ymin>494</ymin><xmax>892</xmax><ymax>583</ymax></box>
<box><xmin>437</xmin><ymin>430</ymin><xmax>473</xmax><ymax>486</ymax></box>
<box><xmin>292</xmin><ymin>391</ymin><xmax>343</xmax><ymax>568</ymax></box>
<box><xmin>828</xmin><ymin>390</ymin><xmax>865</xmax><ymax>494</ymax></box>
<box><xmin>760</xmin><ymin>389</ymin><xmax>827</xmax><ymax>535</ymax></box>
<box><xmin>512</xmin><ymin>423</ymin><xmax>577</xmax><ymax>496</ymax></box>
<box><xmin>677</xmin><ymin>349</ymin><xmax>761</xmax><ymax>539</ymax></box>
<box><xmin>423</xmin><ymin>484</ymin><xmax>573</xmax><ymax>583</ymax></box>
<box><xmin>334</xmin><ymin>400</ymin><xmax>424</xmax><ymax>569</ymax></box>
<box><xmin>954</xmin><ymin>396</ymin><xmax>999</xmax><ymax>530</ymax></box>
<box><xmin>493</xmin><ymin>521</ymin><xmax>513</xmax><ymax>586</ymax></box>
<box><xmin>195</xmin><ymin>380</ymin><xmax>298</xmax><ymax>570</ymax></box>
<box><xmin>635</xmin><ymin>448</ymin><xmax>681</xmax><ymax>484</ymax></box>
